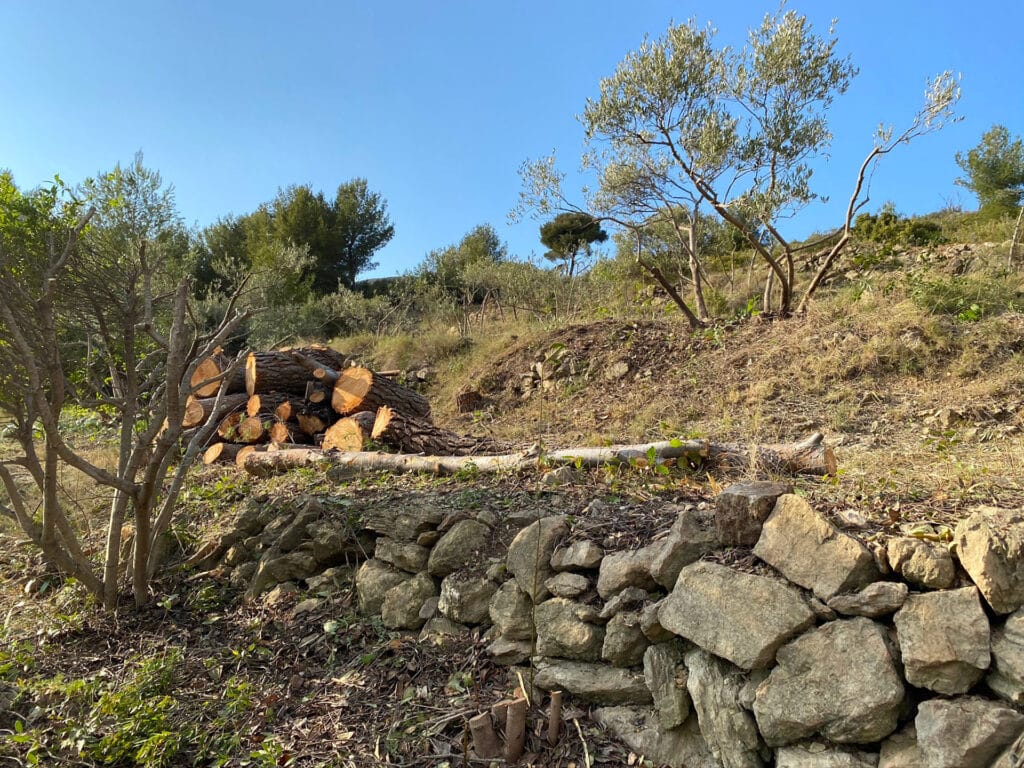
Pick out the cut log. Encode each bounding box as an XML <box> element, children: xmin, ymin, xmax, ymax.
<box><xmin>246</xmin><ymin>393</ymin><xmax>293</xmax><ymax>419</ymax></box>
<box><xmin>236</xmin><ymin>416</ymin><xmax>266</xmax><ymax>443</ymax></box>
<box><xmin>288</xmin><ymin>349</ymin><xmax>344</xmax><ymax>386</ymax></box>
<box><xmin>241</xmin><ymin>433</ymin><xmax>837</xmax><ymax>479</ymax></box>
<box><xmin>372</xmin><ymin>406</ymin><xmax>510</xmax><ymax>456</ymax></box>
<box><xmin>332</xmin><ymin>366</ymin><xmax>431</xmax><ymax>418</ymax></box>
<box><xmin>322</xmin><ymin>411</ymin><xmax>377</xmax><ymax>452</ymax></box>
<box><xmin>216</xmin><ymin>412</ymin><xmax>244</xmax><ymax>441</ymax></box>
<box><xmin>245</xmin><ymin>347</ymin><xmax>349</xmax><ymax>397</ymax></box>
<box><xmin>267</xmin><ymin>420</ymin><xmax>300</xmax><ymax>445</ymax></box>
<box><xmin>305</xmin><ymin>381</ymin><xmax>330</xmax><ymax>404</ymax></box>
<box><xmin>203</xmin><ymin>442</ymin><xmax>246</xmax><ymax>465</ymax></box>
<box><xmin>183</xmin><ymin>392</ymin><xmax>250</xmax><ymax>429</ymax></box>
<box><xmin>191</xmin><ymin>353</ymin><xmax>247</xmax><ymax>397</ymax></box>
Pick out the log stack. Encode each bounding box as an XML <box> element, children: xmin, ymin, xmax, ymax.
<box><xmin>191</xmin><ymin>345</ymin><xmax>502</xmax><ymax>468</ymax></box>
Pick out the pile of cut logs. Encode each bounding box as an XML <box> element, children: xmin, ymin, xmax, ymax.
<box><xmin>188</xmin><ymin>346</ymin><xmax>508</xmax><ymax>468</ymax></box>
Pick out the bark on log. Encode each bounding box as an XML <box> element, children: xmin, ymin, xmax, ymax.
<box><xmin>246</xmin><ymin>393</ymin><xmax>295</xmax><ymax>419</ymax></box>
<box><xmin>241</xmin><ymin>433</ymin><xmax>836</xmax><ymax>479</ymax></box>
<box><xmin>183</xmin><ymin>392</ymin><xmax>249</xmax><ymax>429</ymax></box>
<box><xmin>305</xmin><ymin>381</ymin><xmax>330</xmax><ymax>404</ymax></box>
<box><xmin>245</xmin><ymin>347</ymin><xmax>348</xmax><ymax>397</ymax></box>
<box><xmin>288</xmin><ymin>349</ymin><xmax>343</xmax><ymax>386</ymax></box>
<box><xmin>332</xmin><ymin>366</ymin><xmax>431</xmax><ymax>418</ymax></box>
<box><xmin>372</xmin><ymin>405</ymin><xmax>510</xmax><ymax>456</ymax></box>
<box><xmin>322</xmin><ymin>411</ymin><xmax>376</xmax><ymax>452</ymax></box>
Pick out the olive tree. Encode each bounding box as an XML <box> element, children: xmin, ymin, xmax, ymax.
<box><xmin>0</xmin><ymin>164</ymin><xmax>250</xmax><ymax>609</ymax></box>
<box><xmin>518</xmin><ymin>9</ymin><xmax>960</xmax><ymax>317</ymax></box>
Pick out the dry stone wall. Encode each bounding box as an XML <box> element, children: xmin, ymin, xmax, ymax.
<box><xmin>206</xmin><ymin>486</ymin><xmax>1024</xmax><ymax>768</ymax></box>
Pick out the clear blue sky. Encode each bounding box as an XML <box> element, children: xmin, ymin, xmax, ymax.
<box><xmin>3</xmin><ymin>2</ymin><xmax>1022</xmax><ymax>278</ymax></box>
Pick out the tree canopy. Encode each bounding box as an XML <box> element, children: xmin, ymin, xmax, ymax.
<box><xmin>539</xmin><ymin>212</ymin><xmax>608</xmax><ymax>277</ymax></box>
<box><xmin>955</xmin><ymin>124</ymin><xmax>1024</xmax><ymax>217</ymax></box>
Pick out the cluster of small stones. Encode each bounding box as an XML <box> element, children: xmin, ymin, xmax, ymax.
<box><xmin>209</xmin><ymin>486</ymin><xmax>1024</xmax><ymax>767</ymax></box>
<box><xmin>515</xmin><ymin>345</ymin><xmax>586</xmax><ymax>399</ymax></box>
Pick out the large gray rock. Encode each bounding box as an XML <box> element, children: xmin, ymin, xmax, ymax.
<box><xmin>427</xmin><ymin>519</ymin><xmax>490</xmax><ymax>577</ymax></box>
<box><xmin>592</xmin><ymin>707</ymin><xmax>715</xmax><ymax>768</ymax></box>
<box><xmin>506</xmin><ymin>516</ymin><xmax>568</xmax><ymax>601</ymax></box>
<box><xmin>685</xmin><ymin>648</ymin><xmax>765</xmax><ymax>768</ymax></box>
<box><xmin>437</xmin><ymin>574</ymin><xmax>498</xmax><ymax>625</ymax></box>
<box><xmin>753</xmin><ymin>494</ymin><xmax>879</xmax><ymax>600</ymax></box>
<box><xmin>955</xmin><ymin>506</ymin><xmax>1024</xmax><ymax>614</ymax></box>
<box><xmin>879</xmin><ymin>725</ymin><xmax>924</xmax><ymax>768</ymax></box>
<box><xmin>828</xmin><ymin>581</ymin><xmax>908</xmax><ymax>618</ymax></box>
<box><xmin>715</xmin><ymin>481</ymin><xmax>792</xmax><ymax>547</ymax></box>
<box><xmin>602</xmin><ymin>611</ymin><xmax>648</xmax><ymax>667</ymax></box>
<box><xmin>916</xmin><ymin>697</ymin><xmax>1024</xmax><ymax>768</ymax></box>
<box><xmin>486</xmin><ymin>637</ymin><xmax>532</xmax><ymax>665</ymax></box>
<box><xmin>658</xmin><ymin>562</ymin><xmax>815</xmax><ymax>670</ymax></box>
<box><xmin>775</xmin><ymin>744</ymin><xmax>878</xmax><ymax>767</ymax></box>
<box><xmin>754</xmin><ymin>618</ymin><xmax>905</xmax><ymax>746</ymax></box>
<box><xmin>641</xmin><ymin>601</ymin><xmax>675</xmax><ymax>643</ymax></box>
<box><xmin>534</xmin><ymin>598</ymin><xmax>605</xmax><ymax>661</ymax></box>
<box><xmin>355</xmin><ymin>558</ymin><xmax>410</xmax><ymax>615</ymax></box>
<box><xmin>375</xmin><ymin>537</ymin><xmax>430</xmax><ymax>573</ymax></box>
<box><xmin>893</xmin><ymin>586</ymin><xmax>990</xmax><ymax>694</ymax></box>
<box><xmin>643</xmin><ymin>641</ymin><xmax>691</xmax><ymax>730</ymax></box>
<box><xmin>887</xmin><ymin>537</ymin><xmax>956</xmax><ymax>590</ymax></box>
<box><xmin>246</xmin><ymin>551</ymin><xmax>318</xmax><ymax>597</ymax></box>
<box><xmin>597</xmin><ymin>545</ymin><xmax>660</xmax><ymax>599</ymax></box>
<box><xmin>989</xmin><ymin>608</ymin><xmax>1024</xmax><ymax>704</ymax></box>
<box><xmin>545</xmin><ymin>571</ymin><xmax>589</xmax><ymax>598</ymax></box>
<box><xmin>488</xmin><ymin>580</ymin><xmax>534</xmax><ymax>640</ymax></box>
<box><xmin>599</xmin><ymin>586</ymin><xmax>649</xmax><ymax>620</ymax></box>
<box><xmin>550</xmin><ymin>539</ymin><xmax>603</xmax><ymax>571</ymax></box>
<box><xmin>649</xmin><ymin>505</ymin><xmax>720</xmax><ymax>589</ymax></box>
<box><xmin>380</xmin><ymin>572</ymin><xmax>437</xmax><ymax>630</ymax></box>
<box><xmin>533</xmin><ymin>658</ymin><xmax>651</xmax><ymax>705</ymax></box>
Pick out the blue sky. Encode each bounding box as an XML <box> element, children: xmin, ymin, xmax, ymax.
<box><xmin>3</xmin><ymin>2</ymin><xmax>1022</xmax><ymax>278</ymax></box>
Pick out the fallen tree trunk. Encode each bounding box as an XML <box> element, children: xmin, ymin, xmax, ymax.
<box><xmin>242</xmin><ymin>433</ymin><xmax>836</xmax><ymax>478</ymax></box>
<box><xmin>322</xmin><ymin>411</ymin><xmax>377</xmax><ymax>452</ymax></box>
<box><xmin>372</xmin><ymin>405</ymin><xmax>511</xmax><ymax>456</ymax></box>
<box><xmin>245</xmin><ymin>347</ymin><xmax>349</xmax><ymax>396</ymax></box>
<box><xmin>332</xmin><ymin>366</ymin><xmax>431</xmax><ymax>418</ymax></box>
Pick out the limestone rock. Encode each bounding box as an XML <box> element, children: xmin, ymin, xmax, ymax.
<box><xmin>879</xmin><ymin>725</ymin><xmax>924</xmax><ymax>768</ymax></box>
<box><xmin>685</xmin><ymin>647</ymin><xmax>765</xmax><ymax>768</ymax></box>
<box><xmin>649</xmin><ymin>505</ymin><xmax>720</xmax><ymax>589</ymax></box>
<box><xmin>375</xmin><ymin>538</ymin><xmax>430</xmax><ymax>573</ymax></box>
<box><xmin>643</xmin><ymin>641</ymin><xmax>691</xmax><ymax>730</ymax></box>
<box><xmin>893</xmin><ymin>586</ymin><xmax>990</xmax><ymax>694</ymax></box>
<box><xmin>534</xmin><ymin>659</ymin><xmax>651</xmax><ymax>705</ymax></box>
<box><xmin>754</xmin><ymin>494</ymin><xmax>879</xmax><ymax>600</ymax></box>
<box><xmin>486</xmin><ymin>637</ymin><xmax>532</xmax><ymax>665</ymax></box>
<box><xmin>916</xmin><ymin>697</ymin><xmax>1024</xmax><ymax>768</ymax></box>
<box><xmin>381</xmin><ymin>572</ymin><xmax>437</xmax><ymax>630</ymax></box>
<box><xmin>247</xmin><ymin>551</ymin><xmax>319</xmax><ymax>597</ymax></box>
<box><xmin>551</xmin><ymin>539</ymin><xmax>603</xmax><ymax>571</ymax></box>
<box><xmin>658</xmin><ymin>561</ymin><xmax>815</xmax><ymax>670</ymax></box>
<box><xmin>775</xmin><ymin>744</ymin><xmax>878</xmax><ymax>767</ymax></box>
<box><xmin>887</xmin><ymin>537</ymin><xmax>956</xmax><ymax>590</ymax></box>
<box><xmin>828</xmin><ymin>581</ymin><xmax>909</xmax><ymax>618</ymax></box>
<box><xmin>427</xmin><ymin>519</ymin><xmax>490</xmax><ymax>577</ymax></box>
<box><xmin>488</xmin><ymin>580</ymin><xmax>535</xmax><ymax>640</ymax></box>
<box><xmin>534</xmin><ymin>598</ymin><xmax>604</xmax><ymax>661</ymax></box>
<box><xmin>355</xmin><ymin>558</ymin><xmax>410</xmax><ymax>615</ymax></box>
<box><xmin>641</xmin><ymin>601</ymin><xmax>675</xmax><ymax>643</ymax></box>
<box><xmin>597</xmin><ymin>545</ymin><xmax>660</xmax><ymax>599</ymax></box>
<box><xmin>545</xmin><ymin>571</ymin><xmax>589</xmax><ymax>598</ymax></box>
<box><xmin>602</xmin><ymin>611</ymin><xmax>648</xmax><ymax>667</ymax></box>
<box><xmin>716</xmin><ymin>481</ymin><xmax>793</xmax><ymax>547</ymax></box>
<box><xmin>437</xmin><ymin>574</ymin><xmax>498</xmax><ymax>625</ymax></box>
<box><xmin>592</xmin><ymin>707</ymin><xmax>715</xmax><ymax>768</ymax></box>
<box><xmin>754</xmin><ymin>618</ymin><xmax>905</xmax><ymax>746</ymax></box>
<box><xmin>955</xmin><ymin>506</ymin><xmax>1024</xmax><ymax>614</ymax></box>
<box><xmin>506</xmin><ymin>516</ymin><xmax>568</xmax><ymax>601</ymax></box>
<box><xmin>988</xmin><ymin>608</ymin><xmax>1024</xmax><ymax>704</ymax></box>
<box><xmin>599</xmin><ymin>586</ymin><xmax>649</xmax><ymax>620</ymax></box>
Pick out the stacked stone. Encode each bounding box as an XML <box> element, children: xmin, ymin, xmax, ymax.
<box><xmin>220</xmin><ymin>485</ymin><xmax>1024</xmax><ymax>768</ymax></box>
